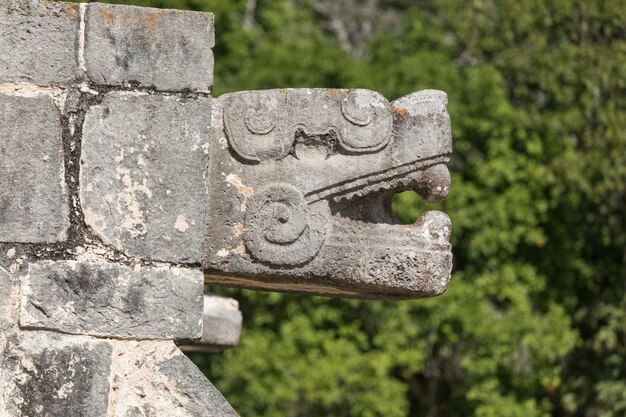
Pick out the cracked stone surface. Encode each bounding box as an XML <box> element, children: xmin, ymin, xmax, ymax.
<box><xmin>81</xmin><ymin>92</ymin><xmax>211</xmax><ymax>263</ymax></box>
<box><xmin>84</xmin><ymin>3</ymin><xmax>214</xmax><ymax>92</ymax></box>
<box><xmin>0</xmin><ymin>92</ymin><xmax>69</xmax><ymax>243</ymax></box>
<box><xmin>21</xmin><ymin>261</ymin><xmax>204</xmax><ymax>340</ymax></box>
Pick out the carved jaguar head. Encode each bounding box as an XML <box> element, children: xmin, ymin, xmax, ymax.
<box><xmin>204</xmin><ymin>88</ymin><xmax>452</xmax><ymax>300</ymax></box>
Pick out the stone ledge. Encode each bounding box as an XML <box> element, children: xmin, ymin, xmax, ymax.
<box><xmin>180</xmin><ymin>294</ymin><xmax>243</xmax><ymax>353</ymax></box>
<box><xmin>20</xmin><ymin>261</ymin><xmax>204</xmax><ymax>340</ymax></box>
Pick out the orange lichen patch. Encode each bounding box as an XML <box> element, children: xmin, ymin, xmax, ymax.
<box><xmin>326</xmin><ymin>88</ymin><xmax>337</xmax><ymax>97</ymax></box>
<box><xmin>99</xmin><ymin>9</ymin><xmax>116</xmax><ymax>23</ymax></box>
<box><xmin>391</xmin><ymin>106</ymin><xmax>409</xmax><ymax>117</ymax></box>
<box><xmin>277</xmin><ymin>89</ymin><xmax>287</xmax><ymax>95</ymax></box>
<box><xmin>136</xmin><ymin>12</ymin><xmax>163</xmax><ymax>36</ymax></box>
<box><xmin>66</xmin><ymin>3</ymin><xmax>78</xmax><ymax>20</ymax></box>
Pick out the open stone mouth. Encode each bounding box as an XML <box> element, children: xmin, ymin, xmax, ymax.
<box><xmin>322</xmin><ymin>160</ymin><xmax>453</xmax><ymax>247</ymax></box>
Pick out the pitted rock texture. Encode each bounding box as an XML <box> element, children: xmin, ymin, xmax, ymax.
<box><xmin>0</xmin><ymin>0</ymin><xmax>79</xmax><ymax>85</ymax></box>
<box><xmin>81</xmin><ymin>92</ymin><xmax>211</xmax><ymax>263</ymax></box>
<box><xmin>107</xmin><ymin>340</ymin><xmax>240</xmax><ymax>417</ymax></box>
<box><xmin>0</xmin><ymin>92</ymin><xmax>69</xmax><ymax>243</ymax></box>
<box><xmin>180</xmin><ymin>295</ymin><xmax>243</xmax><ymax>353</ymax></box>
<box><xmin>0</xmin><ymin>267</ymin><xmax>16</xmax><ymax>331</ymax></box>
<box><xmin>84</xmin><ymin>3</ymin><xmax>215</xmax><ymax>91</ymax></box>
<box><xmin>1</xmin><ymin>332</ymin><xmax>112</xmax><ymax>417</ymax></box>
<box><xmin>204</xmin><ymin>88</ymin><xmax>453</xmax><ymax>299</ymax></box>
<box><xmin>21</xmin><ymin>261</ymin><xmax>204</xmax><ymax>340</ymax></box>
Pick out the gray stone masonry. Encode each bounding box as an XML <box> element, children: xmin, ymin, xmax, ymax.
<box><xmin>81</xmin><ymin>92</ymin><xmax>211</xmax><ymax>263</ymax></box>
<box><xmin>108</xmin><ymin>340</ymin><xmax>240</xmax><ymax>417</ymax></box>
<box><xmin>0</xmin><ymin>0</ymin><xmax>80</xmax><ymax>85</ymax></box>
<box><xmin>0</xmin><ymin>0</ymin><xmax>454</xmax><ymax>415</ymax></box>
<box><xmin>21</xmin><ymin>261</ymin><xmax>204</xmax><ymax>340</ymax></box>
<box><xmin>180</xmin><ymin>295</ymin><xmax>243</xmax><ymax>353</ymax></box>
<box><xmin>1</xmin><ymin>332</ymin><xmax>113</xmax><ymax>417</ymax></box>
<box><xmin>84</xmin><ymin>3</ymin><xmax>215</xmax><ymax>91</ymax></box>
<box><xmin>0</xmin><ymin>333</ymin><xmax>240</xmax><ymax>417</ymax></box>
<box><xmin>0</xmin><ymin>91</ymin><xmax>69</xmax><ymax>244</ymax></box>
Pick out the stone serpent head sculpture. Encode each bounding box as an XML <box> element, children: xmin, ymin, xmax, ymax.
<box><xmin>204</xmin><ymin>88</ymin><xmax>453</xmax><ymax>300</ymax></box>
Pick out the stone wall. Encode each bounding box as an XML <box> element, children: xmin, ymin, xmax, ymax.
<box><xmin>0</xmin><ymin>1</ymin><xmax>454</xmax><ymax>415</ymax></box>
<box><xmin>0</xmin><ymin>1</ymin><xmax>238</xmax><ymax>415</ymax></box>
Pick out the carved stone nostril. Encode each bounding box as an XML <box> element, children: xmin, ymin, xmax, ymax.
<box><xmin>415</xmin><ymin>164</ymin><xmax>451</xmax><ymax>203</ymax></box>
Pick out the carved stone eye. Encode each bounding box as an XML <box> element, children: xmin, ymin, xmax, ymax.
<box><xmin>339</xmin><ymin>90</ymin><xmax>393</xmax><ymax>152</ymax></box>
<box><xmin>244</xmin><ymin>184</ymin><xmax>328</xmax><ymax>266</ymax></box>
<box><xmin>341</xmin><ymin>90</ymin><xmax>374</xmax><ymax>126</ymax></box>
<box><xmin>244</xmin><ymin>93</ymin><xmax>279</xmax><ymax>135</ymax></box>
<box><xmin>224</xmin><ymin>91</ymin><xmax>291</xmax><ymax>162</ymax></box>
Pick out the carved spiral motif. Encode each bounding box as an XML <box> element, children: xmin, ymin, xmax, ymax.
<box><xmin>339</xmin><ymin>90</ymin><xmax>393</xmax><ymax>152</ymax></box>
<box><xmin>224</xmin><ymin>91</ymin><xmax>291</xmax><ymax>162</ymax></box>
<box><xmin>244</xmin><ymin>184</ymin><xmax>329</xmax><ymax>266</ymax></box>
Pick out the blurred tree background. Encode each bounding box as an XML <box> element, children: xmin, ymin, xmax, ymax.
<box><xmin>74</xmin><ymin>0</ymin><xmax>626</xmax><ymax>415</ymax></box>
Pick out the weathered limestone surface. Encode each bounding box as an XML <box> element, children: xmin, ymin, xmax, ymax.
<box><xmin>180</xmin><ymin>295</ymin><xmax>243</xmax><ymax>353</ymax></box>
<box><xmin>21</xmin><ymin>261</ymin><xmax>204</xmax><ymax>340</ymax></box>
<box><xmin>0</xmin><ymin>268</ymin><xmax>15</xmax><ymax>332</ymax></box>
<box><xmin>0</xmin><ymin>92</ymin><xmax>69</xmax><ymax>243</ymax></box>
<box><xmin>204</xmin><ymin>88</ymin><xmax>453</xmax><ymax>299</ymax></box>
<box><xmin>84</xmin><ymin>3</ymin><xmax>215</xmax><ymax>91</ymax></box>
<box><xmin>0</xmin><ymin>0</ymin><xmax>79</xmax><ymax>85</ymax></box>
<box><xmin>1</xmin><ymin>332</ymin><xmax>112</xmax><ymax>417</ymax></box>
<box><xmin>108</xmin><ymin>341</ymin><xmax>240</xmax><ymax>417</ymax></box>
<box><xmin>81</xmin><ymin>92</ymin><xmax>211</xmax><ymax>263</ymax></box>
<box><xmin>0</xmin><ymin>1</ymin><xmax>243</xmax><ymax>416</ymax></box>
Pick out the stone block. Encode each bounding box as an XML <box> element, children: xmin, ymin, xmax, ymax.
<box><xmin>0</xmin><ymin>268</ymin><xmax>16</xmax><ymax>331</ymax></box>
<box><xmin>84</xmin><ymin>3</ymin><xmax>214</xmax><ymax>92</ymax></box>
<box><xmin>81</xmin><ymin>92</ymin><xmax>211</xmax><ymax>263</ymax></box>
<box><xmin>0</xmin><ymin>332</ymin><xmax>111</xmax><ymax>417</ymax></box>
<box><xmin>21</xmin><ymin>261</ymin><xmax>204</xmax><ymax>340</ymax></box>
<box><xmin>0</xmin><ymin>0</ymin><xmax>79</xmax><ymax>85</ymax></box>
<box><xmin>0</xmin><ymin>92</ymin><xmax>69</xmax><ymax>243</ymax></box>
<box><xmin>107</xmin><ymin>341</ymin><xmax>240</xmax><ymax>417</ymax></box>
<box><xmin>180</xmin><ymin>295</ymin><xmax>243</xmax><ymax>353</ymax></box>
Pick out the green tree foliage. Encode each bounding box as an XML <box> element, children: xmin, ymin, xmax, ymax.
<box><xmin>74</xmin><ymin>1</ymin><xmax>626</xmax><ymax>415</ymax></box>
